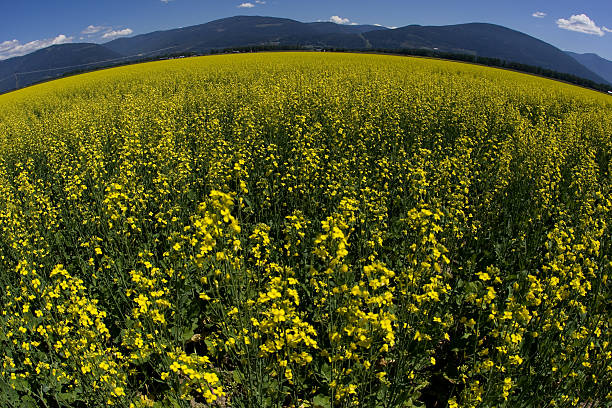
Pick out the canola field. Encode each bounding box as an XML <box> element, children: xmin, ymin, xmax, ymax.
<box><xmin>0</xmin><ymin>52</ymin><xmax>610</xmax><ymax>408</ymax></box>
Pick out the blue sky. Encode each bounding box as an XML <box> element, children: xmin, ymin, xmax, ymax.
<box><xmin>1</xmin><ymin>0</ymin><xmax>611</xmax><ymax>60</ymax></box>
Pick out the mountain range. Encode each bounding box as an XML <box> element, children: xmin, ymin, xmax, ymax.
<box><xmin>1</xmin><ymin>15</ymin><xmax>611</xmax><ymax>94</ymax></box>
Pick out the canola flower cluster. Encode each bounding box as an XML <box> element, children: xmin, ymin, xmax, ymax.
<box><xmin>0</xmin><ymin>52</ymin><xmax>610</xmax><ymax>407</ymax></box>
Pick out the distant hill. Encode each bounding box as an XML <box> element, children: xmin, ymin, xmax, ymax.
<box><xmin>566</xmin><ymin>51</ymin><xmax>612</xmax><ymax>85</ymax></box>
<box><xmin>0</xmin><ymin>16</ymin><xmax>609</xmax><ymax>94</ymax></box>
<box><xmin>0</xmin><ymin>43</ymin><xmax>122</xmax><ymax>93</ymax></box>
<box><xmin>103</xmin><ymin>16</ymin><xmax>388</xmax><ymax>56</ymax></box>
<box><xmin>362</xmin><ymin>23</ymin><xmax>609</xmax><ymax>85</ymax></box>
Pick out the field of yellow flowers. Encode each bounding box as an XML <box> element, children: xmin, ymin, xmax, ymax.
<box><xmin>0</xmin><ymin>52</ymin><xmax>610</xmax><ymax>407</ymax></box>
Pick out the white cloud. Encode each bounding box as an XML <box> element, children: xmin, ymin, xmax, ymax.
<box><xmin>102</xmin><ymin>28</ymin><xmax>133</xmax><ymax>39</ymax></box>
<box><xmin>161</xmin><ymin>0</ymin><xmax>173</xmax><ymax>2</ymax></box>
<box><xmin>532</xmin><ymin>11</ymin><xmax>546</xmax><ymax>18</ymax></box>
<box><xmin>237</xmin><ymin>2</ymin><xmax>255</xmax><ymax>7</ymax></box>
<box><xmin>255</xmin><ymin>0</ymin><xmax>266</xmax><ymax>3</ymax></box>
<box><xmin>82</xmin><ymin>25</ymin><xmax>107</xmax><ymax>35</ymax></box>
<box><xmin>0</xmin><ymin>34</ymin><xmax>73</xmax><ymax>60</ymax></box>
<box><xmin>0</xmin><ymin>40</ymin><xmax>19</xmax><ymax>53</ymax></box>
<box><xmin>556</xmin><ymin>14</ymin><xmax>606</xmax><ymax>36</ymax></box>
<box><xmin>330</xmin><ymin>15</ymin><xmax>350</xmax><ymax>25</ymax></box>
<box><xmin>604</xmin><ymin>26</ymin><xmax>612</xmax><ymax>33</ymax></box>
<box><xmin>373</xmin><ymin>23</ymin><xmax>397</xmax><ymax>29</ymax></box>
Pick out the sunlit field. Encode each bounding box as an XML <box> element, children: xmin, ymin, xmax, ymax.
<box><xmin>0</xmin><ymin>52</ymin><xmax>610</xmax><ymax>407</ymax></box>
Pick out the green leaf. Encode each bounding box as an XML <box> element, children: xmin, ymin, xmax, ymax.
<box><xmin>56</xmin><ymin>391</ymin><xmax>79</xmax><ymax>404</ymax></box>
<box><xmin>313</xmin><ymin>394</ymin><xmax>331</xmax><ymax>408</ymax></box>
<box><xmin>19</xmin><ymin>395</ymin><xmax>39</xmax><ymax>408</ymax></box>
<box><xmin>182</xmin><ymin>328</ymin><xmax>195</xmax><ymax>341</ymax></box>
<box><xmin>320</xmin><ymin>363</ymin><xmax>331</xmax><ymax>381</ymax></box>
<box><xmin>402</xmin><ymin>398</ymin><xmax>426</xmax><ymax>408</ymax></box>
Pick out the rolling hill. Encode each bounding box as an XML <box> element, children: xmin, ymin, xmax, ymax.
<box><xmin>0</xmin><ymin>16</ymin><xmax>609</xmax><ymax>93</ymax></box>
<box><xmin>566</xmin><ymin>51</ymin><xmax>612</xmax><ymax>85</ymax></box>
<box><xmin>103</xmin><ymin>16</ymin><xmax>388</xmax><ymax>56</ymax></box>
<box><xmin>362</xmin><ymin>23</ymin><xmax>609</xmax><ymax>84</ymax></box>
<box><xmin>0</xmin><ymin>43</ymin><xmax>123</xmax><ymax>93</ymax></box>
